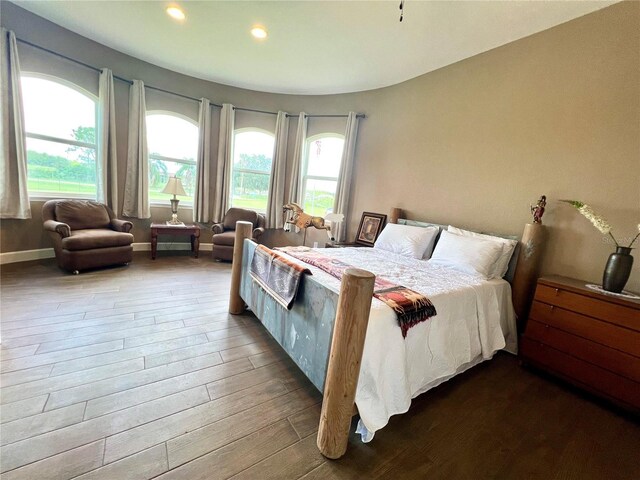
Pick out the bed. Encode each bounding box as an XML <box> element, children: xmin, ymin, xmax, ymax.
<box><xmin>228</xmin><ymin>212</ymin><xmax>546</xmax><ymax>458</ymax></box>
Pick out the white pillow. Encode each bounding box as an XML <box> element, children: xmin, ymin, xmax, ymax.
<box><xmin>374</xmin><ymin>223</ymin><xmax>439</xmax><ymax>259</ymax></box>
<box><xmin>447</xmin><ymin>226</ymin><xmax>518</xmax><ymax>279</ymax></box>
<box><xmin>420</xmin><ymin>224</ymin><xmax>442</xmax><ymax>260</ymax></box>
<box><xmin>429</xmin><ymin>230</ymin><xmax>504</xmax><ymax>279</ymax></box>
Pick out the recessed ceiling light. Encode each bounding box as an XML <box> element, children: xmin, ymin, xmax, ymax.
<box><xmin>166</xmin><ymin>6</ymin><xmax>186</xmax><ymax>21</ymax></box>
<box><xmin>251</xmin><ymin>25</ymin><xmax>268</xmax><ymax>40</ymax></box>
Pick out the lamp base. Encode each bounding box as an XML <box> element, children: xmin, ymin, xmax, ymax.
<box><xmin>166</xmin><ymin>213</ymin><xmax>184</xmax><ymax>226</ymax></box>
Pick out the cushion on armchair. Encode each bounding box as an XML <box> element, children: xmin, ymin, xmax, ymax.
<box><xmin>62</xmin><ymin>229</ymin><xmax>134</xmax><ymax>251</ymax></box>
<box><xmin>211</xmin><ymin>231</ymin><xmax>236</xmax><ymax>247</ymax></box>
<box><xmin>55</xmin><ymin>201</ymin><xmax>111</xmax><ymax>230</ymax></box>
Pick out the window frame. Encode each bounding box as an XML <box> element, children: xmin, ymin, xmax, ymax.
<box><xmin>146</xmin><ymin>110</ymin><xmax>199</xmax><ymax>207</ymax></box>
<box><xmin>300</xmin><ymin>133</ymin><xmax>345</xmax><ymax>213</ymax></box>
<box><xmin>21</xmin><ymin>73</ymin><xmax>99</xmax><ymax>200</ymax></box>
<box><xmin>229</xmin><ymin>127</ymin><xmax>275</xmax><ymax>213</ymax></box>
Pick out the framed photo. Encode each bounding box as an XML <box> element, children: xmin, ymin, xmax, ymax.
<box><xmin>355</xmin><ymin>212</ymin><xmax>387</xmax><ymax>246</ymax></box>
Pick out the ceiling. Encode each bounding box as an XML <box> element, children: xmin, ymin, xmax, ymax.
<box><xmin>14</xmin><ymin>1</ymin><xmax>617</xmax><ymax>95</ymax></box>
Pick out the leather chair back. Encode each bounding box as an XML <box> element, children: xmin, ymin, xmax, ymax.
<box><xmin>223</xmin><ymin>208</ymin><xmax>260</xmax><ymax>230</ymax></box>
<box><xmin>43</xmin><ymin>200</ymin><xmax>118</xmax><ymax>229</ymax></box>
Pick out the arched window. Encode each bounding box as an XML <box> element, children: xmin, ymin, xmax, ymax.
<box><xmin>230</xmin><ymin>129</ymin><xmax>275</xmax><ymax>213</ymax></box>
<box><xmin>302</xmin><ymin>134</ymin><xmax>345</xmax><ymax>216</ymax></box>
<box><xmin>146</xmin><ymin>112</ymin><xmax>199</xmax><ymax>203</ymax></box>
<box><xmin>21</xmin><ymin>75</ymin><xmax>98</xmax><ymax>197</ymax></box>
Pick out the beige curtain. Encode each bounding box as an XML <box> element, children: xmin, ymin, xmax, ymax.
<box><xmin>97</xmin><ymin>68</ymin><xmax>118</xmax><ymax>212</ymax></box>
<box><xmin>213</xmin><ymin>103</ymin><xmax>234</xmax><ymax>223</ymax></box>
<box><xmin>287</xmin><ymin>112</ymin><xmax>307</xmax><ymax>204</ymax></box>
<box><xmin>193</xmin><ymin>98</ymin><xmax>213</xmax><ymax>222</ymax></box>
<box><xmin>332</xmin><ymin>112</ymin><xmax>360</xmax><ymax>242</ymax></box>
<box><xmin>0</xmin><ymin>29</ymin><xmax>31</xmax><ymax>219</ymax></box>
<box><xmin>122</xmin><ymin>80</ymin><xmax>150</xmax><ymax>218</ymax></box>
<box><xmin>266</xmin><ymin>111</ymin><xmax>289</xmax><ymax>229</ymax></box>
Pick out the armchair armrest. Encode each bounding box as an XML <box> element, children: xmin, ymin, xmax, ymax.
<box><xmin>252</xmin><ymin>227</ymin><xmax>265</xmax><ymax>241</ymax></box>
<box><xmin>111</xmin><ymin>218</ymin><xmax>133</xmax><ymax>233</ymax></box>
<box><xmin>43</xmin><ymin>219</ymin><xmax>71</xmax><ymax>238</ymax></box>
<box><xmin>212</xmin><ymin>223</ymin><xmax>224</xmax><ymax>234</ymax></box>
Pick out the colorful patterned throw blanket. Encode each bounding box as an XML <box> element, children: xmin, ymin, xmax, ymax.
<box><xmin>250</xmin><ymin>245</ymin><xmax>311</xmax><ymax>309</ymax></box>
<box><xmin>277</xmin><ymin>246</ymin><xmax>437</xmax><ymax>337</ymax></box>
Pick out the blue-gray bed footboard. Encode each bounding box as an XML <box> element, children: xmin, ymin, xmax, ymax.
<box><xmin>239</xmin><ymin>239</ymin><xmax>339</xmax><ymax>392</ymax></box>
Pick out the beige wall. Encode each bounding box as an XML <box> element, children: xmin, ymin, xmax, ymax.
<box><xmin>1</xmin><ymin>2</ymin><xmax>638</xmax><ymax>291</ymax></box>
<box><xmin>348</xmin><ymin>1</ymin><xmax>640</xmax><ymax>291</ymax></box>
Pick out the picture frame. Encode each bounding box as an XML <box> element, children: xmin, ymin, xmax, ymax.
<box><xmin>355</xmin><ymin>212</ymin><xmax>387</xmax><ymax>246</ymax></box>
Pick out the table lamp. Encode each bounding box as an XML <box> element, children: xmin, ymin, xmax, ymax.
<box><xmin>162</xmin><ymin>176</ymin><xmax>186</xmax><ymax>225</ymax></box>
<box><xmin>324</xmin><ymin>213</ymin><xmax>344</xmax><ymax>243</ymax></box>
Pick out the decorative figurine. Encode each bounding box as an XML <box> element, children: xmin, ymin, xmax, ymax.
<box><xmin>283</xmin><ymin>203</ymin><xmax>335</xmax><ymax>243</ymax></box>
<box><xmin>531</xmin><ymin>195</ymin><xmax>547</xmax><ymax>224</ymax></box>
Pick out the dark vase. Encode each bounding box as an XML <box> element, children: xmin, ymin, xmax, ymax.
<box><xmin>602</xmin><ymin>246</ymin><xmax>634</xmax><ymax>293</ymax></box>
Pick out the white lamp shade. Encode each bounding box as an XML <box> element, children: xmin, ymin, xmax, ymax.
<box><xmin>162</xmin><ymin>177</ymin><xmax>187</xmax><ymax>196</ymax></box>
<box><xmin>324</xmin><ymin>213</ymin><xmax>344</xmax><ymax>223</ymax></box>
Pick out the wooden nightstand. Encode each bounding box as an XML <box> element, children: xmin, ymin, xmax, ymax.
<box><xmin>520</xmin><ymin>275</ymin><xmax>640</xmax><ymax>411</ymax></box>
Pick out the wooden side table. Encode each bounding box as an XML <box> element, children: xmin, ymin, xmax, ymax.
<box><xmin>150</xmin><ymin>223</ymin><xmax>201</xmax><ymax>260</ymax></box>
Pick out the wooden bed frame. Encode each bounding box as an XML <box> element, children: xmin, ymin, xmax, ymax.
<box><xmin>228</xmin><ymin>208</ymin><xmax>546</xmax><ymax>459</ymax></box>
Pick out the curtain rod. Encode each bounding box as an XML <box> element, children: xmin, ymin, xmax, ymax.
<box><xmin>234</xmin><ymin>108</ymin><xmax>365</xmax><ymax>119</ymax></box>
<box><xmin>302</xmin><ymin>114</ymin><xmax>366</xmax><ymax>118</ymax></box>
<box><xmin>15</xmin><ymin>38</ymin><xmax>213</xmax><ymax>104</ymax></box>
<box><xmin>15</xmin><ymin>36</ymin><xmax>365</xmax><ymax>119</ymax></box>
<box><xmin>233</xmin><ymin>106</ymin><xmax>276</xmax><ymax>115</ymax></box>
<box><xmin>143</xmin><ymin>84</ymin><xmax>222</xmax><ymax>106</ymax></box>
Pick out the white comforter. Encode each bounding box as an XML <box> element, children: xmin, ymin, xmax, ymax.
<box><xmin>278</xmin><ymin>247</ymin><xmax>517</xmax><ymax>442</ymax></box>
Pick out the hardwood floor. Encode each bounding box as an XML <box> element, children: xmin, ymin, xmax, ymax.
<box><xmin>1</xmin><ymin>253</ymin><xmax>638</xmax><ymax>479</ymax></box>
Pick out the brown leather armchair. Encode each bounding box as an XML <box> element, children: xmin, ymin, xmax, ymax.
<box><xmin>212</xmin><ymin>208</ymin><xmax>265</xmax><ymax>261</ymax></box>
<box><xmin>43</xmin><ymin>199</ymin><xmax>134</xmax><ymax>274</ymax></box>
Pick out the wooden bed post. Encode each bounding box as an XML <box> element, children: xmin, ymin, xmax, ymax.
<box><xmin>389</xmin><ymin>207</ymin><xmax>403</xmax><ymax>224</ymax></box>
<box><xmin>511</xmin><ymin>223</ymin><xmax>547</xmax><ymax>332</ymax></box>
<box><xmin>317</xmin><ymin>267</ymin><xmax>375</xmax><ymax>459</ymax></box>
<box><xmin>229</xmin><ymin>221</ymin><xmax>254</xmax><ymax>315</ymax></box>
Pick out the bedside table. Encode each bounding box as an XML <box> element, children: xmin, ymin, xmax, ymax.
<box><xmin>520</xmin><ymin>275</ymin><xmax>640</xmax><ymax>411</ymax></box>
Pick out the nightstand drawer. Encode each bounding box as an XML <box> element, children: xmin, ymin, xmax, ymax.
<box><xmin>529</xmin><ymin>301</ymin><xmax>640</xmax><ymax>356</ymax></box>
<box><xmin>520</xmin><ymin>337</ymin><xmax>640</xmax><ymax>409</ymax></box>
<box><xmin>535</xmin><ymin>284</ymin><xmax>639</xmax><ymax>331</ymax></box>
<box><xmin>524</xmin><ymin>320</ymin><xmax>640</xmax><ymax>382</ymax></box>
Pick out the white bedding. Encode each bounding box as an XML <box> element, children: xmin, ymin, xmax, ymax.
<box><xmin>276</xmin><ymin>247</ymin><xmax>517</xmax><ymax>442</ymax></box>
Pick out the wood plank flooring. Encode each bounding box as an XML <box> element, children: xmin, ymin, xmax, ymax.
<box><xmin>1</xmin><ymin>253</ymin><xmax>639</xmax><ymax>479</ymax></box>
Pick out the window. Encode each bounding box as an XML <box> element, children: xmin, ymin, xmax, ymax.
<box><xmin>230</xmin><ymin>129</ymin><xmax>275</xmax><ymax>212</ymax></box>
<box><xmin>302</xmin><ymin>135</ymin><xmax>345</xmax><ymax>217</ymax></box>
<box><xmin>21</xmin><ymin>75</ymin><xmax>98</xmax><ymax>198</ymax></box>
<box><xmin>146</xmin><ymin>113</ymin><xmax>199</xmax><ymax>204</ymax></box>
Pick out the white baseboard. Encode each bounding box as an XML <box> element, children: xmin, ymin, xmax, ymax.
<box><xmin>0</xmin><ymin>248</ymin><xmax>55</xmax><ymax>264</ymax></box>
<box><xmin>0</xmin><ymin>243</ymin><xmax>214</xmax><ymax>264</ymax></box>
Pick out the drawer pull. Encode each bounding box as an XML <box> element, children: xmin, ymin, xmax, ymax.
<box><xmin>549</xmin><ymin>305</ymin><xmax>555</xmax><ymax>312</ymax></box>
<box><xmin>545</xmin><ymin>324</ymin><xmax>549</xmax><ymax>329</ymax></box>
<box><xmin>554</xmin><ymin>288</ymin><xmax>559</xmax><ymax>295</ymax></box>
